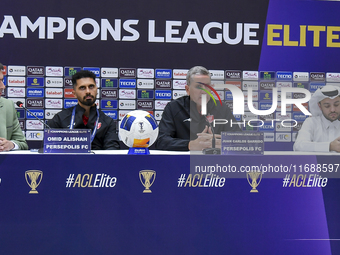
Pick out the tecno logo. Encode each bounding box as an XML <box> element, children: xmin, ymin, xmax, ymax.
<box><xmin>156</xmin><ymin>92</ymin><xmax>171</xmax><ymax>97</ymax></box>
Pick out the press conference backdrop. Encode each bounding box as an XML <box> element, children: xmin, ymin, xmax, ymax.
<box><xmin>1</xmin><ymin>1</ymin><xmax>340</xmax><ymax>254</ymax></box>
<box><xmin>1</xmin><ymin>0</ymin><xmax>340</xmax><ymax>150</ymax></box>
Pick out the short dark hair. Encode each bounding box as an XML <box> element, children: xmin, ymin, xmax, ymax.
<box><xmin>186</xmin><ymin>66</ymin><xmax>210</xmax><ymax>86</ymax></box>
<box><xmin>72</xmin><ymin>70</ymin><xmax>96</xmax><ymax>88</ymax></box>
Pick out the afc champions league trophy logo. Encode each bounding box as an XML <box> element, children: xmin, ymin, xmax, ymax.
<box><xmin>246</xmin><ymin>171</ymin><xmax>262</xmax><ymax>193</ymax></box>
<box><xmin>25</xmin><ymin>170</ymin><xmax>43</xmax><ymax>194</ymax></box>
<box><xmin>139</xmin><ymin>170</ymin><xmax>156</xmax><ymax>193</ymax></box>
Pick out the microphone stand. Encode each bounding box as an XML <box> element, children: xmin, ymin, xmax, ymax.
<box><xmin>202</xmin><ymin>116</ymin><xmax>221</xmax><ymax>155</ymax></box>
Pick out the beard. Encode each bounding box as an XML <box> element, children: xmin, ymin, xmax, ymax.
<box><xmin>79</xmin><ymin>94</ymin><xmax>96</xmax><ymax>106</ymax></box>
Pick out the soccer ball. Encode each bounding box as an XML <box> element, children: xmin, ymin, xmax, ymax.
<box><xmin>119</xmin><ymin>110</ymin><xmax>159</xmax><ymax>148</ymax></box>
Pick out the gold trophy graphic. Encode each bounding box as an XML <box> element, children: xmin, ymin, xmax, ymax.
<box><xmin>247</xmin><ymin>172</ymin><xmax>262</xmax><ymax>193</ymax></box>
<box><xmin>139</xmin><ymin>170</ymin><xmax>156</xmax><ymax>193</ymax></box>
<box><xmin>25</xmin><ymin>170</ymin><xmax>43</xmax><ymax>194</ymax></box>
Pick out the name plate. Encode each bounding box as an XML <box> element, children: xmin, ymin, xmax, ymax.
<box><xmin>221</xmin><ymin>132</ymin><xmax>264</xmax><ymax>155</ymax></box>
<box><xmin>43</xmin><ymin>129</ymin><xmax>91</xmax><ymax>153</ymax></box>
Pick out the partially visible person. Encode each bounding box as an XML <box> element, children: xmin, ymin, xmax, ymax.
<box><xmin>48</xmin><ymin>70</ymin><xmax>119</xmax><ymax>150</ymax></box>
<box><xmin>294</xmin><ymin>85</ymin><xmax>340</xmax><ymax>152</ymax></box>
<box><xmin>0</xmin><ymin>63</ymin><xmax>28</xmax><ymax>151</ymax></box>
<box><xmin>156</xmin><ymin>66</ymin><xmax>240</xmax><ymax>151</ymax></box>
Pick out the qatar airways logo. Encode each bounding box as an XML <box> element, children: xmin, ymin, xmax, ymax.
<box><xmin>119</xmin><ymin>68</ymin><xmax>136</xmax><ymax>78</ymax></box>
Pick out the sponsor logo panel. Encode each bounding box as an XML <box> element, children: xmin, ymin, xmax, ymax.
<box><xmin>64</xmin><ymin>78</ymin><xmax>73</xmax><ymax>87</ymax></box>
<box><xmin>242</xmin><ymin>81</ymin><xmax>258</xmax><ymax>90</ymax></box>
<box><xmin>173</xmin><ymin>69</ymin><xmax>188</xmax><ymax>79</ymax></box>
<box><xmin>26</xmin><ymin>131</ymin><xmax>44</xmax><ymax>140</ymax></box>
<box><xmin>209</xmin><ymin>70</ymin><xmax>224</xmax><ymax>80</ymax></box>
<box><xmin>155</xmin><ymin>100</ymin><xmax>170</xmax><ymax>110</ymax></box>
<box><xmin>45</xmin><ymin>109</ymin><xmax>61</xmax><ymax>119</ymax></box>
<box><xmin>242</xmin><ymin>71</ymin><xmax>258</xmax><ymax>80</ymax></box>
<box><xmin>173</xmin><ymin>80</ymin><xmax>186</xmax><ymax>89</ymax></box>
<box><xmin>27</xmin><ymin>66</ymin><xmax>44</xmax><ymax>76</ymax></box>
<box><xmin>64</xmin><ymin>99</ymin><xmax>78</xmax><ymax>108</ymax></box>
<box><xmin>46</xmin><ymin>88</ymin><xmax>63</xmax><ymax>98</ymax></box>
<box><xmin>8</xmin><ymin>87</ymin><xmax>26</xmax><ymax>97</ymax></box>
<box><xmin>45</xmin><ymin>99</ymin><xmax>63</xmax><ymax>109</ymax></box>
<box><xmin>27</xmin><ymin>88</ymin><xmax>44</xmax><ymax>97</ymax></box>
<box><xmin>173</xmin><ymin>90</ymin><xmax>187</xmax><ymax>100</ymax></box>
<box><xmin>101</xmin><ymin>68</ymin><xmax>118</xmax><ymax>78</ymax></box>
<box><xmin>276</xmin><ymin>82</ymin><xmax>292</xmax><ymax>90</ymax></box>
<box><xmin>64</xmin><ymin>67</ymin><xmax>81</xmax><ymax>77</ymax></box>
<box><xmin>137</xmin><ymin>100</ymin><xmax>154</xmax><ymax>110</ymax></box>
<box><xmin>309</xmin><ymin>83</ymin><xmax>325</xmax><ymax>93</ymax></box>
<box><xmin>119</xmin><ymin>110</ymin><xmax>131</xmax><ymax>120</ymax></box>
<box><xmin>310</xmin><ymin>72</ymin><xmax>325</xmax><ymax>82</ymax></box>
<box><xmin>119</xmin><ymin>79</ymin><xmax>136</xmax><ymax>88</ymax></box>
<box><xmin>326</xmin><ymin>73</ymin><xmax>340</xmax><ymax>82</ymax></box>
<box><xmin>119</xmin><ymin>100</ymin><xmax>136</xmax><ymax>109</ymax></box>
<box><xmin>260</xmin><ymin>81</ymin><xmax>275</xmax><ymax>90</ymax></box>
<box><xmin>27</xmin><ymin>77</ymin><xmax>44</xmax><ymax>87</ymax></box>
<box><xmin>101</xmin><ymin>100</ymin><xmax>118</xmax><ymax>109</ymax></box>
<box><xmin>119</xmin><ymin>68</ymin><xmax>136</xmax><ymax>78</ymax></box>
<box><xmin>26</xmin><ymin>109</ymin><xmax>44</xmax><ymax>119</ymax></box>
<box><xmin>155</xmin><ymin>90</ymin><xmax>172</xmax><ymax>99</ymax></box>
<box><xmin>276</xmin><ymin>133</ymin><xmax>291</xmax><ymax>142</ymax></box>
<box><xmin>155</xmin><ymin>69</ymin><xmax>172</xmax><ymax>79</ymax></box>
<box><xmin>137</xmin><ymin>90</ymin><xmax>154</xmax><ymax>99</ymax></box>
<box><xmin>7</xmin><ymin>77</ymin><xmax>25</xmax><ymax>87</ymax></box>
<box><xmin>225</xmin><ymin>70</ymin><xmax>241</xmax><ymax>80</ymax></box>
<box><xmin>137</xmin><ymin>68</ymin><xmax>154</xmax><ymax>78</ymax></box>
<box><xmin>46</xmin><ymin>66</ymin><xmax>63</xmax><ymax>76</ymax></box>
<box><xmin>8</xmin><ymin>65</ymin><xmax>26</xmax><ymax>76</ymax></box>
<box><xmin>102</xmin><ymin>110</ymin><xmax>118</xmax><ymax>120</ymax></box>
<box><xmin>101</xmin><ymin>78</ymin><xmax>118</xmax><ymax>88</ymax></box>
<box><xmin>154</xmin><ymin>111</ymin><xmax>163</xmax><ymax>120</ymax></box>
<box><xmin>26</xmin><ymin>120</ymin><xmax>44</xmax><ymax>130</ymax></box>
<box><xmin>16</xmin><ymin>108</ymin><xmax>25</xmax><ymax>119</ymax></box>
<box><xmin>83</xmin><ymin>67</ymin><xmax>100</xmax><ymax>77</ymax></box>
<box><xmin>64</xmin><ymin>88</ymin><xmax>75</xmax><ymax>98</ymax></box>
<box><xmin>155</xmin><ymin>79</ymin><xmax>172</xmax><ymax>89</ymax></box>
<box><xmin>260</xmin><ymin>71</ymin><xmax>275</xmax><ymax>80</ymax></box>
<box><xmin>119</xmin><ymin>89</ymin><xmax>136</xmax><ymax>99</ymax></box>
<box><xmin>26</xmin><ymin>99</ymin><xmax>44</xmax><ymax>108</ymax></box>
<box><xmin>101</xmin><ymin>89</ymin><xmax>118</xmax><ymax>99</ymax></box>
<box><xmin>293</xmin><ymin>72</ymin><xmax>309</xmax><ymax>82</ymax></box>
<box><xmin>276</xmin><ymin>71</ymin><xmax>292</xmax><ymax>81</ymax></box>
<box><xmin>264</xmin><ymin>133</ymin><xmax>275</xmax><ymax>142</ymax></box>
<box><xmin>137</xmin><ymin>79</ymin><xmax>155</xmax><ymax>89</ymax></box>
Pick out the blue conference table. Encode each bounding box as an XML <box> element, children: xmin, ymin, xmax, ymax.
<box><xmin>0</xmin><ymin>151</ymin><xmax>339</xmax><ymax>255</ymax></box>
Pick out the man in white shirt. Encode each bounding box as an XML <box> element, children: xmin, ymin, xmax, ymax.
<box><xmin>294</xmin><ymin>85</ymin><xmax>340</xmax><ymax>152</ymax></box>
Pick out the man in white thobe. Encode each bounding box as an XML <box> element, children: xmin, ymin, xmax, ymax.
<box><xmin>294</xmin><ymin>85</ymin><xmax>340</xmax><ymax>152</ymax></box>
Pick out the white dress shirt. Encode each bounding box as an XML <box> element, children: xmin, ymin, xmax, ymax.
<box><xmin>294</xmin><ymin>115</ymin><xmax>340</xmax><ymax>152</ymax></box>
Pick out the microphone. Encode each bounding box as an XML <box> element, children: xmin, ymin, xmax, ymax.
<box><xmin>16</xmin><ymin>101</ymin><xmax>51</xmax><ymax>129</ymax></box>
<box><xmin>202</xmin><ymin>116</ymin><xmax>221</xmax><ymax>155</ymax></box>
